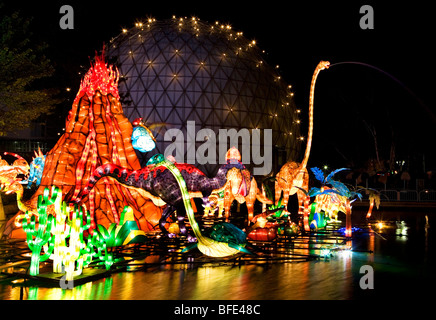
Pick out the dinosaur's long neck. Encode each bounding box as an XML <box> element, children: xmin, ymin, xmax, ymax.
<box><xmin>16</xmin><ymin>187</ymin><xmax>29</xmax><ymax>213</ymax></box>
<box><xmin>301</xmin><ymin>63</ymin><xmax>324</xmax><ymax>170</ymax></box>
<box><xmin>159</xmin><ymin>160</ymin><xmax>204</xmax><ymax>241</ymax></box>
<box><xmin>162</xmin><ymin>159</ymin><xmax>246</xmax><ymax>257</ymax></box>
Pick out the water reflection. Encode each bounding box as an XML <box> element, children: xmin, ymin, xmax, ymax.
<box><xmin>10</xmin><ymin>255</ymin><xmax>358</xmax><ymax>300</ymax></box>
<box><xmin>395</xmin><ymin>221</ymin><xmax>408</xmax><ymax>239</ymax></box>
<box><xmin>2</xmin><ymin>218</ymin><xmax>434</xmax><ymax>300</ymax></box>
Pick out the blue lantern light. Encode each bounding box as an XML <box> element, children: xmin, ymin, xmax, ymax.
<box><xmin>131</xmin><ymin>118</ymin><xmax>156</xmax><ymax>153</ymax></box>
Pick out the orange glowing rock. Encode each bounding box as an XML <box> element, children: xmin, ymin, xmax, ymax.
<box><xmin>5</xmin><ymin>53</ymin><xmax>162</xmax><ymax>238</ymax></box>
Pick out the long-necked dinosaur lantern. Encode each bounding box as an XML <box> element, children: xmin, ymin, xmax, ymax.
<box><xmin>274</xmin><ymin>61</ymin><xmax>330</xmax><ymax>217</ymax></box>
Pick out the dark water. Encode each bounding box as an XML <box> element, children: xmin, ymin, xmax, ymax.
<box><xmin>1</xmin><ymin>211</ymin><xmax>435</xmax><ymax>301</ymax></box>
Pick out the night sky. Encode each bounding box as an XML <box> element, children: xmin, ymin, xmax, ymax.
<box><xmin>5</xmin><ymin>1</ymin><xmax>435</xmax><ymax>173</ymax></box>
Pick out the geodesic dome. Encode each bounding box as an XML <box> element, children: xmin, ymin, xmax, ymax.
<box><xmin>107</xmin><ymin>16</ymin><xmax>302</xmax><ymax>176</ymax></box>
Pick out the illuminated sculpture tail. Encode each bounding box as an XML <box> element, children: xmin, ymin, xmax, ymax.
<box><xmin>74</xmin><ymin>163</ymin><xmax>152</xmax><ymax>203</ymax></box>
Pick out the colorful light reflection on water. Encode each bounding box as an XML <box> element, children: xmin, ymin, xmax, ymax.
<box><xmin>1</xmin><ymin>214</ymin><xmax>435</xmax><ymax>300</ymax></box>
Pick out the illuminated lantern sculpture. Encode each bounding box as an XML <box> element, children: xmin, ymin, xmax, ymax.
<box><xmin>131</xmin><ymin>118</ymin><xmax>156</xmax><ymax>153</ymax></box>
<box><xmin>246</xmin><ymin>197</ymin><xmax>289</xmax><ymax>241</ymax></box>
<box><xmin>219</xmin><ymin>167</ymin><xmax>272</xmax><ymax>222</ymax></box>
<box><xmin>95</xmin><ymin>206</ymin><xmax>147</xmax><ymax>247</ymax></box>
<box><xmin>313</xmin><ymin>189</ymin><xmax>348</xmax><ymax>221</ymax></box>
<box><xmin>202</xmin><ymin>190</ymin><xmax>225</xmax><ymax>218</ymax></box>
<box><xmin>275</xmin><ymin>61</ymin><xmax>330</xmax><ymax>215</ymax></box>
<box><xmin>308</xmin><ymin>167</ymin><xmax>364</xmax><ymax>237</ymax></box>
<box><xmin>74</xmin><ymin>148</ymin><xmax>254</xmax><ymax>238</ymax></box>
<box><xmin>60</xmin><ymin>203</ymin><xmax>92</xmax><ymax>281</ymax></box>
<box><xmin>278</xmin><ymin>222</ymin><xmax>300</xmax><ymax>237</ymax></box>
<box><xmin>366</xmin><ymin>191</ymin><xmax>380</xmax><ymax>219</ymax></box>
<box><xmin>2</xmin><ymin>152</ymin><xmax>30</xmax><ymax>176</ymax></box>
<box><xmin>27</xmin><ymin>148</ymin><xmax>46</xmax><ymax>189</ymax></box>
<box><xmin>22</xmin><ymin>186</ymin><xmax>141</xmax><ymax>280</ymax></box>
<box><xmin>0</xmin><ymin>153</ymin><xmax>35</xmax><ymax>234</ymax></box>
<box><xmin>151</xmin><ymin>154</ymin><xmax>251</xmax><ymax>257</ymax></box>
<box><xmin>247</xmin><ymin>222</ymin><xmax>278</xmax><ymax>241</ymax></box>
<box><xmin>5</xmin><ymin>53</ymin><xmax>164</xmax><ymax>237</ymax></box>
<box><xmin>308</xmin><ymin>204</ymin><xmax>328</xmax><ymax>230</ymax></box>
<box><xmin>210</xmin><ymin>147</ymin><xmax>272</xmax><ymax>221</ymax></box>
<box><xmin>0</xmin><ymin>152</ymin><xmax>32</xmax><ymax>219</ymax></box>
<box><xmin>22</xmin><ymin>187</ymin><xmax>58</xmax><ymax>276</ymax></box>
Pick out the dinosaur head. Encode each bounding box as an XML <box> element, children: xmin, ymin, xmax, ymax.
<box><xmin>3</xmin><ymin>152</ymin><xmax>30</xmax><ymax>176</ymax></box>
<box><xmin>12</xmin><ymin>159</ymin><xmax>30</xmax><ymax>176</ymax></box>
<box><xmin>225</xmin><ymin>147</ymin><xmax>242</xmax><ymax>164</ymax></box>
<box><xmin>319</xmin><ymin>61</ymin><xmax>330</xmax><ymax>70</ymax></box>
<box><xmin>1</xmin><ymin>180</ymin><xmax>23</xmax><ymax>195</ymax></box>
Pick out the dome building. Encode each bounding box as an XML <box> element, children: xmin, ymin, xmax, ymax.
<box><xmin>107</xmin><ymin>16</ymin><xmax>302</xmax><ymax>176</ymax></box>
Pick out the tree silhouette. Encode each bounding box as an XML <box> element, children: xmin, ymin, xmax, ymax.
<box><xmin>0</xmin><ymin>6</ymin><xmax>59</xmax><ymax>136</ymax></box>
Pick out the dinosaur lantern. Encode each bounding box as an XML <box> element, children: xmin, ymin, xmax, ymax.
<box><xmin>0</xmin><ymin>152</ymin><xmax>30</xmax><ymax>184</ymax></box>
<box><xmin>275</xmin><ymin>61</ymin><xmax>330</xmax><ymax>215</ymax></box>
<box><xmin>27</xmin><ymin>148</ymin><xmax>46</xmax><ymax>189</ymax></box>
<box><xmin>204</xmin><ymin>148</ymin><xmax>272</xmax><ymax>222</ymax></box>
<box><xmin>152</xmin><ymin>155</ymin><xmax>251</xmax><ymax>257</ymax></box>
<box><xmin>4</xmin><ymin>53</ymin><xmax>163</xmax><ymax>237</ymax></box>
<box><xmin>219</xmin><ymin>167</ymin><xmax>272</xmax><ymax>222</ymax></box>
<box><xmin>0</xmin><ymin>153</ymin><xmax>33</xmax><ymax>236</ymax></box>
<box><xmin>73</xmin><ymin>149</ymin><xmax>249</xmax><ymax>238</ymax></box>
<box><xmin>0</xmin><ymin>150</ymin><xmax>46</xmax><ymax>235</ymax></box>
<box><xmin>313</xmin><ymin>187</ymin><xmax>349</xmax><ymax>222</ymax></box>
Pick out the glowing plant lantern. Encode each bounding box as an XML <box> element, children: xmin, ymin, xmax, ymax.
<box><xmin>22</xmin><ymin>187</ymin><xmax>58</xmax><ymax>276</ymax></box>
<box><xmin>84</xmin><ymin>232</ymin><xmax>114</xmax><ymax>270</ymax></box>
<box><xmin>60</xmin><ymin>203</ymin><xmax>92</xmax><ymax>281</ymax></box>
<box><xmin>366</xmin><ymin>191</ymin><xmax>380</xmax><ymax>219</ymax></box>
<box><xmin>95</xmin><ymin>206</ymin><xmax>147</xmax><ymax>247</ymax></box>
<box><xmin>48</xmin><ymin>189</ymin><xmax>66</xmax><ymax>274</ymax></box>
<box><xmin>74</xmin><ymin>220</ymin><xmax>116</xmax><ymax>271</ymax></box>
